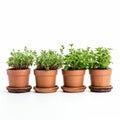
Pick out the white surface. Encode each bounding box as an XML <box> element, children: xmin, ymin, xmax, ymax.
<box><xmin>0</xmin><ymin>0</ymin><xmax>120</xmax><ymax>120</ymax></box>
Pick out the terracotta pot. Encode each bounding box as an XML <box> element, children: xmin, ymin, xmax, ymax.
<box><xmin>89</xmin><ymin>69</ymin><xmax>112</xmax><ymax>87</ymax></box>
<box><xmin>34</xmin><ymin>70</ymin><xmax>57</xmax><ymax>88</ymax></box>
<box><xmin>62</xmin><ymin>70</ymin><xmax>85</xmax><ymax>87</ymax></box>
<box><xmin>7</xmin><ymin>69</ymin><xmax>30</xmax><ymax>88</ymax></box>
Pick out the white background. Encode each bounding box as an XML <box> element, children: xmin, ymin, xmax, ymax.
<box><xmin>0</xmin><ymin>0</ymin><xmax>120</xmax><ymax>120</ymax></box>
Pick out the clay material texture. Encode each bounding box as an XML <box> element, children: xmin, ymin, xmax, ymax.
<box><xmin>62</xmin><ymin>70</ymin><xmax>85</xmax><ymax>87</ymax></box>
<box><xmin>34</xmin><ymin>70</ymin><xmax>57</xmax><ymax>88</ymax></box>
<box><xmin>89</xmin><ymin>69</ymin><xmax>112</xmax><ymax>87</ymax></box>
<box><xmin>7</xmin><ymin>85</ymin><xmax>32</xmax><ymax>93</ymax></box>
<box><xmin>34</xmin><ymin>85</ymin><xmax>59</xmax><ymax>93</ymax></box>
<box><xmin>7</xmin><ymin>69</ymin><xmax>30</xmax><ymax>88</ymax></box>
<box><xmin>89</xmin><ymin>85</ymin><xmax>113</xmax><ymax>92</ymax></box>
<box><xmin>61</xmin><ymin>85</ymin><xmax>86</xmax><ymax>93</ymax></box>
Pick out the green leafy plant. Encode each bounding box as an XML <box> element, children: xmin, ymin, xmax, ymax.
<box><xmin>89</xmin><ymin>47</ymin><xmax>112</xmax><ymax>69</ymax></box>
<box><xmin>7</xmin><ymin>47</ymin><xmax>37</xmax><ymax>69</ymax></box>
<box><xmin>62</xmin><ymin>44</ymin><xmax>91</xmax><ymax>70</ymax></box>
<box><xmin>35</xmin><ymin>49</ymin><xmax>64</xmax><ymax>70</ymax></box>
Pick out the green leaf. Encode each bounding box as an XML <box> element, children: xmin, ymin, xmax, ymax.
<box><xmin>7</xmin><ymin>47</ymin><xmax>37</xmax><ymax>69</ymax></box>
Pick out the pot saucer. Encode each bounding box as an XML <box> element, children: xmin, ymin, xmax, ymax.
<box><xmin>89</xmin><ymin>85</ymin><xmax>113</xmax><ymax>92</ymax></box>
<box><xmin>61</xmin><ymin>85</ymin><xmax>86</xmax><ymax>93</ymax></box>
<box><xmin>6</xmin><ymin>85</ymin><xmax>32</xmax><ymax>93</ymax></box>
<box><xmin>33</xmin><ymin>85</ymin><xmax>59</xmax><ymax>93</ymax></box>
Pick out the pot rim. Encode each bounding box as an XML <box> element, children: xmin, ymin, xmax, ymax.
<box><xmin>34</xmin><ymin>69</ymin><xmax>58</xmax><ymax>71</ymax></box>
<box><xmin>89</xmin><ymin>68</ymin><xmax>112</xmax><ymax>71</ymax></box>
<box><xmin>62</xmin><ymin>69</ymin><xmax>86</xmax><ymax>71</ymax></box>
<box><xmin>7</xmin><ymin>68</ymin><xmax>30</xmax><ymax>71</ymax></box>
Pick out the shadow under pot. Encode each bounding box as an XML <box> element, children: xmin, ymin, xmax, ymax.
<box><xmin>61</xmin><ymin>70</ymin><xmax>86</xmax><ymax>93</ymax></box>
<box><xmin>34</xmin><ymin>70</ymin><xmax>58</xmax><ymax>93</ymax></box>
<box><xmin>6</xmin><ymin>69</ymin><xmax>32</xmax><ymax>93</ymax></box>
<box><xmin>89</xmin><ymin>69</ymin><xmax>113</xmax><ymax>92</ymax></box>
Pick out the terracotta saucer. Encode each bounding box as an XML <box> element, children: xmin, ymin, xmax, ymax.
<box><xmin>61</xmin><ymin>85</ymin><xmax>86</xmax><ymax>93</ymax></box>
<box><xmin>33</xmin><ymin>85</ymin><xmax>59</xmax><ymax>93</ymax></box>
<box><xmin>89</xmin><ymin>85</ymin><xmax>113</xmax><ymax>92</ymax></box>
<box><xmin>6</xmin><ymin>85</ymin><xmax>32</xmax><ymax>93</ymax></box>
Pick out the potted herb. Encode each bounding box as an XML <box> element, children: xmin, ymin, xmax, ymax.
<box><xmin>89</xmin><ymin>47</ymin><xmax>113</xmax><ymax>92</ymax></box>
<box><xmin>34</xmin><ymin>49</ymin><xmax>63</xmax><ymax>93</ymax></box>
<box><xmin>61</xmin><ymin>44</ymin><xmax>90</xmax><ymax>92</ymax></box>
<box><xmin>6</xmin><ymin>47</ymin><xmax>36</xmax><ymax>93</ymax></box>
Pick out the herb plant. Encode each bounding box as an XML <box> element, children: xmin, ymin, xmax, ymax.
<box><xmin>35</xmin><ymin>49</ymin><xmax>63</xmax><ymax>70</ymax></box>
<box><xmin>63</xmin><ymin>44</ymin><xmax>91</xmax><ymax>70</ymax></box>
<box><xmin>7</xmin><ymin>47</ymin><xmax>37</xmax><ymax>69</ymax></box>
<box><xmin>89</xmin><ymin>47</ymin><xmax>112</xmax><ymax>69</ymax></box>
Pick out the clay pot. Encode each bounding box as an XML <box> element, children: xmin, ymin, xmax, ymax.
<box><xmin>7</xmin><ymin>69</ymin><xmax>30</xmax><ymax>88</ymax></box>
<box><xmin>89</xmin><ymin>69</ymin><xmax>112</xmax><ymax>87</ymax></box>
<box><xmin>34</xmin><ymin>70</ymin><xmax>57</xmax><ymax>88</ymax></box>
<box><xmin>62</xmin><ymin>70</ymin><xmax>85</xmax><ymax>87</ymax></box>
